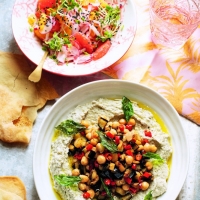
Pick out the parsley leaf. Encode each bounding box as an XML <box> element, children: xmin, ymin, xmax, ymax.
<box><xmin>144</xmin><ymin>190</ymin><xmax>153</xmax><ymax>200</ymax></box>
<box><xmin>97</xmin><ymin>131</ymin><xmax>118</xmax><ymax>153</ymax></box>
<box><xmin>122</xmin><ymin>96</ymin><xmax>134</xmax><ymax>122</ymax></box>
<box><xmin>143</xmin><ymin>152</ymin><xmax>164</xmax><ymax>166</ymax></box>
<box><xmin>55</xmin><ymin>120</ymin><xmax>86</xmax><ymax>135</ymax></box>
<box><xmin>100</xmin><ymin>178</ymin><xmax>114</xmax><ymax>200</ymax></box>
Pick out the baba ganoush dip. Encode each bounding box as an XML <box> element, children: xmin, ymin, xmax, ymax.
<box><xmin>49</xmin><ymin>97</ymin><xmax>172</xmax><ymax>200</ymax></box>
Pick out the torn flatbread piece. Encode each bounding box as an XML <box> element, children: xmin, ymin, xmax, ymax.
<box><xmin>0</xmin><ymin>51</ymin><xmax>59</xmax><ymax>144</ymax></box>
<box><xmin>0</xmin><ymin>176</ymin><xmax>26</xmax><ymax>200</ymax></box>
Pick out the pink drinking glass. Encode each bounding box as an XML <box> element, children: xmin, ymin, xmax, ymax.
<box><xmin>149</xmin><ymin>0</ymin><xmax>200</xmax><ymax>49</ymax></box>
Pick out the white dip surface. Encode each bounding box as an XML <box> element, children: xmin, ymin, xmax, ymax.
<box><xmin>49</xmin><ymin>98</ymin><xmax>172</xmax><ymax>200</ymax></box>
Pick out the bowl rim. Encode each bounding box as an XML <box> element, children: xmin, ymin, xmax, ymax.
<box><xmin>33</xmin><ymin>79</ymin><xmax>189</xmax><ymax>200</ymax></box>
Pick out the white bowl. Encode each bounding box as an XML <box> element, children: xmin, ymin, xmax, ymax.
<box><xmin>33</xmin><ymin>80</ymin><xmax>189</xmax><ymax>200</ymax></box>
<box><xmin>12</xmin><ymin>0</ymin><xmax>137</xmax><ymax>76</ymax></box>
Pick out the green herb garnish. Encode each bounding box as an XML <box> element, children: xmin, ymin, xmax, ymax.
<box><xmin>60</xmin><ymin>0</ymin><xmax>80</xmax><ymax>10</ymax></box>
<box><xmin>97</xmin><ymin>131</ymin><xmax>118</xmax><ymax>153</ymax></box>
<box><xmin>54</xmin><ymin>175</ymin><xmax>81</xmax><ymax>187</ymax></box>
<box><xmin>143</xmin><ymin>152</ymin><xmax>164</xmax><ymax>166</ymax></box>
<box><xmin>101</xmin><ymin>178</ymin><xmax>114</xmax><ymax>200</ymax></box>
<box><xmin>55</xmin><ymin>120</ymin><xmax>86</xmax><ymax>135</ymax></box>
<box><xmin>45</xmin><ymin>32</ymin><xmax>71</xmax><ymax>52</ymax></box>
<box><xmin>122</xmin><ymin>96</ymin><xmax>134</xmax><ymax>122</ymax></box>
<box><xmin>144</xmin><ymin>190</ymin><xmax>153</xmax><ymax>200</ymax></box>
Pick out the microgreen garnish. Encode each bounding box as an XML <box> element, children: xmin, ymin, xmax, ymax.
<box><xmin>54</xmin><ymin>175</ymin><xmax>81</xmax><ymax>187</ymax></box>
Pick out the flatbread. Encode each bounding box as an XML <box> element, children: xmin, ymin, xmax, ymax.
<box><xmin>0</xmin><ymin>51</ymin><xmax>59</xmax><ymax>143</ymax></box>
<box><xmin>0</xmin><ymin>176</ymin><xmax>26</xmax><ymax>200</ymax></box>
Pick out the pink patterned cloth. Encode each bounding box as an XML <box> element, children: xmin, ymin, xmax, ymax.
<box><xmin>103</xmin><ymin>0</ymin><xmax>200</xmax><ymax>125</ymax></box>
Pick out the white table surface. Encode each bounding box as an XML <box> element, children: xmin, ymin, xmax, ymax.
<box><xmin>0</xmin><ymin>0</ymin><xmax>200</xmax><ymax>200</ymax></box>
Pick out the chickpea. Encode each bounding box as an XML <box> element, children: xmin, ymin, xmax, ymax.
<box><xmin>112</xmin><ymin>121</ymin><xmax>119</xmax><ymax>129</ymax></box>
<box><xmin>110</xmin><ymin>128</ymin><xmax>117</xmax><ymax>135</ymax></box>
<box><xmin>140</xmin><ymin>181</ymin><xmax>149</xmax><ymax>191</ymax></box>
<box><xmin>74</xmin><ymin>137</ymin><xmax>86</xmax><ymax>148</ymax></box>
<box><xmin>125</xmin><ymin>155</ymin><xmax>133</xmax><ymax>165</ymax></box>
<box><xmin>127</xmin><ymin>118</ymin><xmax>136</xmax><ymax>126</ymax></box>
<box><xmin>135</xmin><ymin>171</ymin><xmax>141</xmax><ymax>180</ymax></box>
<box><xmin>143</xmin><ymin>143</ymin><xmax>151</xmax><ymax>152</ymax></box>
<box><xmin>119</xmin><ymin>118</ymin><xmax>126</xmax><ymax>125</ymax></box>
<box><xmin>78</xmin><ymin>183</ymin><xmax>87</xmax><ymax>191</ymax></box>
<box><xmin>87</xmin><ymin>133</ymin><xmax>93</xmax><ymax>140</ymax></box>
<box><xmin>74</xmin><ymin>133</ymin><xmax>81</xmax><ymax>140</ymax></box>
<box><xmin>81</xmin><ymin>156</ymin><xmax>88</xmax><ymax>165</ymax></box>
<box><xmin>150</xmin><ymin>144</ymin><xmax>157</xmax><ymax>152</ymax></box>
<box><xmin>96</xmin><ymin>143</ymin><xmax>105</xmax><ymax>153</ymax></box>
<box><xmin>81</xmin><ymin>120</ymin><xmax>89</xmax><ymax>128</ymax></box>
<box><xmin>123</xmin><ymin>129</ymin><xmax>129</xmax><ymax>134</ymax></box>
<box><xmin>111</xmin><ymin>153</ymin><xmax>118</xmax><ymax>162</ymax></box>
<box><xmin>91</xmin><ymin>170</ymin><xmax>98</xmax><ymax>180</ymax></box>
<box><xmin>116</xmin><ymin>161</ymin><xmax>126</xmax><ymax>172</ymax></box>
<box><xmin>90</xmin><ymin>138</ymin><xmax>98</xmax><ymax>146</ymax></box>
<box><xmin>117</xmin><ymin>140</ymin><xmax>124</xmax><ymax>151</ymax></box>
<box><xmin>137</xmin><ymin>145</ymin><xmax>144</xmax><ymax>151</ymax></box>
<box><xmin>116</xmin><ymin>178</ymin><xmax>125</xmax><ymax>186</ymax></box>
<box><xmin>69</xmin><ymin>144</ymin><xmax>74</xmax><ymax>151</ymax></box>
<box><xmin>122</xmin><ymin>184</ymin><xmax>130</xmax><ymax>191</ymax></box>
<box><xmin>116</xmin><ymin>187</ymin><xmax>126</xmax><ymax>196</ymax></box>
<box><xmin>80</xmin><ymin>175</ymin><xmax>89</xmax><ymax>183</ymax></box>
<box><xmin>97</xmin><ymin>155</ymin><xmax>106</xmax><ymax>164</ymax></box>
<box><xmin>145</xmin><ymin>161</ymin><xmax>153</xmax><ymax>170</ymax></box>
<box><xmin>109</xmin><ymin>163</ymin><xmax>115</xmax><ymax>171</ymax></box>
<box><xmin>87</xmin><ymin>189</ymin><xmax>95</xmax><ymax>198</ymax></box>
<box><xmin>72</xmin><ymin>169</ymin><xmax>80</xmax><ymax>176</ymax></box>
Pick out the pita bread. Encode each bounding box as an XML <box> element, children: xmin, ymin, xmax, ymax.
<box><xmin>0</xmin><ymin>51</ymin><xmax>59</xmax><ymax>143</ymax></box>
<box><xmin>0</xmin><ymin>176</ymin><xmax>26</xmax><ymax>200</ymax></box>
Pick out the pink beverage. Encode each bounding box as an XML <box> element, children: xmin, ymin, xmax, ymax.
<box><xmin>149</xmin><ymin>1</ymin><xmax>200</xmax><ymax>49</ymax></box>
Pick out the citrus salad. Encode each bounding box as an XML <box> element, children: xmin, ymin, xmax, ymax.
<box><xmin>28</xmin><ymin>0</ymin><xmax>123</xmax><ymax>64</ymax></box>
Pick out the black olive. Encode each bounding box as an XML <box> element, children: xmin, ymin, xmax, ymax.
<box><xmin>90</xmin><ymin>179</ymin><xmax>102</xmax><ymax>192</ymax></box>
<box><xmin>113</xmin><ymin>168</ymin><xmax>124</xmax><ymax>179</ymax></box>
<box><xmin>68</xmin><ymin>150</ymin><xmax>75</xmax><ymax>156</ymax></box>
<box><xmin>88</xmin><ymin>150</ymin><xmax>96</xmax><ymax>159</ymax></box>
<box><xmin>79</xmin><ymin>165</ymin><xmax>86</xmax><ymax>174</ymax></box>
<box><xmin>129</xmin><ymin>171</ymin><xmax>136</xmax><ymax>178</ymax></box>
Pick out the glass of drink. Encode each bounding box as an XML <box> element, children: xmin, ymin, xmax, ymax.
<box><xmin>149</xmin><ymin>0</ymin><xmax>200</xmax><ymax>49</ymax></box>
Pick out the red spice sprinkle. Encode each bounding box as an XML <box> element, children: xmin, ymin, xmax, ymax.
<box><xmin>106</xmin><ymin>131</ymin><xmax>114</xmax><ymax>139</ymax></box>
<box><xmin>74</xmin><ymin>152</ymin><xmax>84</xmax><ymax>160</ymax></box>
<box><xmin>124</xmin><ymin>177</ymin><xmax>132</xmax><ymax>184</ymax></box>
<box><xmin>110</xmin><ymin>180</ymin><xmax>116</xmax><ymax>186</ymax></box>
<box><xmin>101</xmin><ymin>191</ymin><xmax>107</xmax><ymax>196</ymax></box>
<box><xmin>142</xmin><ymin>138</ymin><xmax>149</xmax><ymax>145</ymax></box>
<box><xmin>104</xmin><ymin>153</ymin><xmax>112</xmax><ymax>161</ymax></box>
<box><xmin>124</xmin><ymin>144</ymin><xmax>132</xmax><ymax>150</ymax></box>
<box><xmin>144</xmin><ymin>130</ymin><xmax>152</xmax><ymax>137</ymax></box>
<box><xmin>143</xmin><ymin>172</ymin><xmax>151</xmax><ymax>179</ymax></box>
<box><xmin>129</xmin><ymin>187</ymin><xmax>137</xmax><ymax>194</ymax></box>
<box><xmin>118</xmin><ymin>124</ymin><xmax>125</xmax><ymax>132</ymax></box>
<box><xmin>104</xmin><ymin>178</ymin><xmax>111</xmax><ymax>185</ymax></box>
<box><xmin>83</xmin><ymin>192</ymin><xmax>90</xmax><ymax>199</ymax></box>
<box><xmin>126</xmin><ymin>124</ymin><xmax>133</xmax><ymax>131</ymax></box>
<box><xmin>114</xmin><ymin>136</ymin><xmax>120</xmax><ymax>144</ymax></box>
<box><xmin>132</xmin><ymin>164</ymin><xmax>137</xmax><ymax>170</ymax></box>
<box><xmin>135</xmin><ymin>153</ymin><xmax>142</xmax><ymax>161</ymax></box>
<box><xmin>125</xmin><ymin>150</ymin><xmax>133</xmax><ymax>156</ymax></box>
<box><xmin>86</xmin><ymin>144</ymin><xmax>93</xmax><ymax>151</ymax></box>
